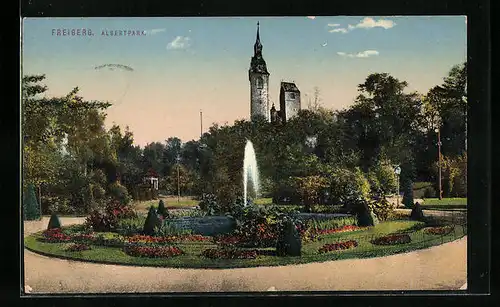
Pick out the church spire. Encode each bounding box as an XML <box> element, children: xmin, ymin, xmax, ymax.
<box><xmin>254</xmin><ymin>21</ymin><xmax>263</xmax><ymax>56</ymax></box>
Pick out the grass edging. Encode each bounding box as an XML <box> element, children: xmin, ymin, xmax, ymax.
<box><xmin>24</xmin><ymin>222</ymin><xmax>466</xmax><ymax>269</ymax></box>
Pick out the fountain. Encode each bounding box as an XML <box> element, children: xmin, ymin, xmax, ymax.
<box><xmin>243</xmin><ymin>140</ymin><xmax>260</xmax><ymax>206</ymax></box>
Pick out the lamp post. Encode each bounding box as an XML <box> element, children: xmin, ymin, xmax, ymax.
<box><xmin>176</xmin><ymin>154</ymin><xmax>181</xmax><ymax>203</ymax></box>
<box><xmin>435</xmin><ymin>127</ymin><xmax>443</xmax><ymax>200</ymax></box>
<box><xmin>394</xmin><ymin>165</ymin><xmax>401</xmax><ymax>207</ymax></box>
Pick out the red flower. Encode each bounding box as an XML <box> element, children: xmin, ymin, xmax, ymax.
<box><xmin>371</xmin><ymin>234</ymin><xmax>411</xmax><ymax>245</ymax></box>
<box><xmin>318</xmin><ymin>240</ymin><xmax>358</xmax><ymax>254</ymax></box>
<box><xmin>123</xmin><ymin>244</ymin><xmax>184</xmax><ymax>258</ymax></box>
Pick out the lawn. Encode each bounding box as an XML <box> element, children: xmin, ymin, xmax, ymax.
<box><xmin>132</xmin><ymin>196</ymin><xmax>199</xmax><ymax>213</ymax></box>
<box><xmin>420</xmin><ymin>198</ymin><xmax>467</xmax><ymax>210</ymax></box>
<box><xmin>24</xmin><ymin>220</ymin><xmax>466</xmax><ymax>269</ymax></box>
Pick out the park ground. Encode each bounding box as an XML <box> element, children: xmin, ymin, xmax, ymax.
<box><xmin>23</xmin><ymin>216</ymin><xmax>467</xmax><ymax>293</ymax></box>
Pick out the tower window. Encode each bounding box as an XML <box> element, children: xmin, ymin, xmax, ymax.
<box><xmin>256</xmin><ymin>77</ymin><xmax>263</xmax><ymax>89</ymax></box>
<box><xmin>289</xmin><ymin>92</ymin><xmax>295</xmax><ymax>99</ymax></box>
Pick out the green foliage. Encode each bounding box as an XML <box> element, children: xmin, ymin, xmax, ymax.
<box><xmin>107</xmin><ymin>181</ymin><xmax>131</xmax><ymax>205</ymax></box>
<box><xmin>402</xmin><ymin>180</ymin><xmax>415</xmax><ymax>208</ymax></box>
<box><xmin>369</xmin><ymin>197</ymin><xmax>395</xmax><ymax>221</ymax></box>
<box><xmin>307</xmin><ymin>216</ymin><xmax>358</xmax><ymax>230</ymax></box>
<box><xmin>116</xmin><ymin>216</ymin><xmax>146</xmax><ymax>236</ymax></box>
<box><xmin>198</xmin><ymin>193</ymin><xmax>223</xmax><ymax>215</ymax></box>
<box><xmin>432</xmin><ymin>153</ymin><xmax>467</xmax><ymax>198</ymax></box>
<box><xmin>327</xmin><ymin>167</ymin><xmax>371</xmax><ymax>207</ymax></box>
<box><xmin>292</xmin><ymin>175</ymin><xmax>329</xmax><ymax>212</ymax></box>
<box><xmin>23</xmin><ymin>183</ymin><xmax>41</xmax><ymax>220</ymax></box>
<box><xmin>276</xmin><ymin>217</ymin><xmax>302</xmax><ymax>257</ymax></box>
<box><xmin>410</xmin><ymin>202</ymin><xmax>425</xmax><ymax>221</ymax></box>
<box><xmin>355</xmin><ymin>200</ymin><xmax>379</xmax><ymax>227</ymax></box>
<box><xmin>368</xmin><ymin>161</ymin><xmax>398</xmax><ymax>195</ymax></box>
<box><xmin>153</xmin><ymin>221</ymin><xmax>193</xmax><ymax>237</ymax></box>
<box><xmin>157</xmin><ymin>199</ymin><xmax>168</xmax><ymax>218</ymax></box>
<box><xmin>413</xmin><ymin>182</ymin><xmax>437</xmax><ymax>199</ymax></box>
<box><xmin>47</xmin><ymin>213</ymin><xmax>61</xmax><ymax>229</ymax></box>
<box><xmin>143</xmin><ymin>206</ymin><xmax>162</xmax><ymax>236</ymax></box>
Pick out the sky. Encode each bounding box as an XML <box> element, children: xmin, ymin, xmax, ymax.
<box><xmin>22</xmin><ymin>16</ymin><xmax>467</xmax><ymax>147</ymax></box>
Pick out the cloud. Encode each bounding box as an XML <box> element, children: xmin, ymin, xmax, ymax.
<box><xmin>329</xmin><ymin>17</ymin><xmax>396</xmax><ymax>34</ymax></box>
<box><xmin>146</xmin><ymin>28</ymin><xmax>166</xmax><ymax>35</ymax></box>
<box><xmin>167</xmin><ymin>36</ymin><xmax>191</xmax><ymax>50</ymax></box>
<box><xmin>337</xmin><ymin>50</ymin><xmax>380</xmax><ymax>58</ymax></box>
<box><xmin>354</xmin><ymin>17</ymin><xmax>396</xmax><ymax>29</ymax></box>
<box><xmin>307</xmin><ymin>16</ymin><xmax>316</xmax><ymax>19</ymax></box>
<box><xmin>329</xmin><ymin>28</ymin><xmax>348</xmax><ymax>33</ymax></box>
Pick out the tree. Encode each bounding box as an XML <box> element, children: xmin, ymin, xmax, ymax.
<box><xmin>162</xmin><ymin>137</ymin><xmax>182</xmax><ymax>176</ymax></box>
<box><xmin>340</xmin><ymin>73</ymin><xmax>422</xmax><ymax>171</ymax></box>
<box><xmin>23</xmin><ymin>183</ymin><xmax>41</xmax><ymax>220</ymax></box>
<box><xmin>293</xmin><ymin>175</ymin><xmax>329</xmax><ymax>212</ymax></box>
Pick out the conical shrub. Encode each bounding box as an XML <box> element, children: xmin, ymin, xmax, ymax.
<box><xmin>410</xmin><ymin>202</ymin><xmax>425</xmax><ymax>221</ymax></box>
<box><xmin>143</xmin><ymin>206</ymin><xmax>162</xmax><ymax>235</ymax></box>
<box><xmin>276</xmin><ymin>219</ymin><xmax>302</xmax><ymax>257</ymax></box>
<box><xmin>402</xmin><ymin>180</ymin><xmax>414</xmax><ymax>208</ymax></box>
<box><xmin>157</xmin><ymin>199</ymin><xmax>168</xmax><ymax>218</ymax></box>
<box><xmin>23</xmin><ymin>183</ymin><xmax>41</xmax><ymax>221</ymax></box>
<box><xmin>356</xmin><ymin>200</ymin><xmax>379</xmax><ymax>227</ymax></box>
<box><xmin>47</xmin><ymin>213</ymin><xmax>62</xmax><ymax>230</ymax></box>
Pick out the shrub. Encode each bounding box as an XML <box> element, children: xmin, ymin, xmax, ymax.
<box><xmin>44</xmin><ymin>196</ymin><xmax>74</xmax><ymax>215</ymax></box>
<box><xmin>354</xmin><ymin>199</ymin><xmax>379</xmax><ymax>227</ymax></box>
<box><xmin>318</xmin><ymin>240</ymin><xmax>358</xmax><ymax>253</ymax></box>
<box><xmin>423</xmin><ymin>186</ymin><xmax>437</xmax><ymax>198</ymax></box>
<box><xmin>276</xmin><ymin>216</ymin><xmax>302</xmax><ymax>257</ymax></box>
<box><xmin>107</xmin><ymin>181</ymin><xmax>131</xmax><ymax>205</ymax></box>
<box><xmin>198</xmin><ymin>193</ymin><xmax>221</xmax><ymax>215</ymax></box>
<box><xmin>402</xmin><ymin>179</ymin><xmax>414</xmax><ymax>208</ymax></box>
<box><xmin>410</xmin><ymin>202</ymin><xmax>425</xmax><ymax>221</ymax></box>
<box><xmin>371</xmin><ymin>234</ymin><xmax>411</xmax><ymax>245</ymax></box>
<box><xmin>23</xmin><ymin>183</ymin><xmax>41</xmax><ymax>220</ymax></box>
<box><xmin>47</xmin><ymin>213</ymin><xmax>61</xmax><ymax>230</ymax></box>
<box><xmin>85</xmin><ymin>201</ymin><xmax>137</xmax><ymax>232</ymax></box>
<box><xmin>116</xmin><ymin>216</ymin><xmax>146</xmax><ymax>236</ymax></box>
<box><xmin>153</xmin><ymin>220</ymin><xmax>192</xmax><ymax>237</ymax></box>
<box><xmin>143</xmin><ymin>206</ymin><xmax>162</xmax><ymax>236</ymax></box>
<box><xmin>369</xmin><ymin>197</ymin><xmax>395</xmax><ymax>221</ymax></box>
<box><xmin>307</xmin><ymin>216</ymin><xmax>358</xmax><ymax>231</ymax></box>
<box><xmin>413</xmin><ymin>182</ymin><xmax>437</xmax><ymax>199</ymax></box>
<box><xmin>232</xmin><ymin>205</ymin><xmax>279</xmax><ymax>248</ymax></box>
<box><xmin>157</xmin><ymin>199</ymin><xmax>168</xmax><ymax>218</ymax></box>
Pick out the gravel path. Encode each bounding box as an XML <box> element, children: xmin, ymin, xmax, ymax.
<box><xmin>23</xmin><ymin>217</ymin><xmax>467</xmax><ymax>293</ymax></box>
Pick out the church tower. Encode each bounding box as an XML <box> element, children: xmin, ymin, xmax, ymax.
<box><xmin>249</xmin><ymin>22</ymin><xmax>270</xmax><ymax>122</ymax></box>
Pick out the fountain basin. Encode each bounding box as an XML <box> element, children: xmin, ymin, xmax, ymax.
<box><xmin>165</xmin><ymin>216</ymin><xmax>236</xmax><ymax>236</ymax></box>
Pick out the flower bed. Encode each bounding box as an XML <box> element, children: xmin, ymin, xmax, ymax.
<box><xmin>123</xmin><ymin>244</ymin><xmax>184</xmax><ymax>258</ymax></box>
<box><xmin>201</xmin><ymin>248</ymin><xmax>258</xmax><ymax>259</ymax></box>
<box><xmin>40</xmin><ymin>228</ymin><xmax>72</xmax><ymax>243</ymax></box>
<box><xmin>71</xmin><ymin>233</ymin><xmax>97</xmax><ymax>244</ymax></box>
<box><xmin>314</xmin><ymin>225</ymin><xmax>364</xmax><ymax>236</ymax></box>
<box><xmin>371</xmin><ymin>234</ymin><xmax>412</xmax><ymax>245</ymax></box>
<box><xmin>125</xmin><ymin>234</ymin><xmax>211</xmax><ymax>245</ymax></box>
<box><xmin>66</xmin><ymin>243</ymin><xmax>92</xmax><ymax>252</ymax></box>
<box><xmin>213</xmin><ymin>234</ymin><xmax>243</xmax><ymax>246</ymax></box>
<box><xmin>318</xmin><ymin>240</ymin><xmax>358</xmax><ymax>254</ymax></box>
<box><xmin>423</xmin><ymin>226</ymin><xmax>454</xmax><ymax>235</ymax></box>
